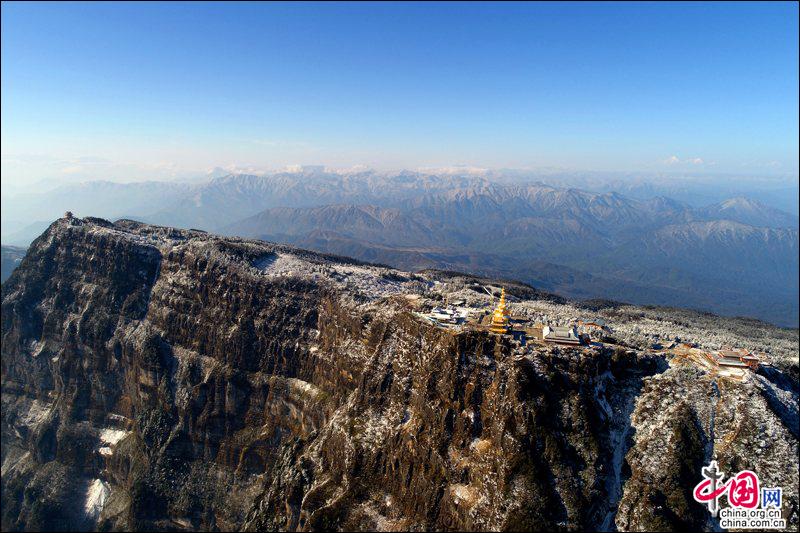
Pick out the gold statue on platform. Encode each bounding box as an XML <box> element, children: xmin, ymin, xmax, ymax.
<box><xmin>489</xmin><ymin>288</ymin><xmax>511</xmax><ymax>334</ymax></box>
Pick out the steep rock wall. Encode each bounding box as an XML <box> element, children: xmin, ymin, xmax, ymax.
<box><xmin>2</xmin><ymin>218</ymin><xmax>796</xmax><ymax>532</ymax></box>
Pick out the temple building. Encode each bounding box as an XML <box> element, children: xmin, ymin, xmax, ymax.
<box><xmin>705</xmin><ymin>347</ymin><xmax>761</xmax><ymax>370</ymax></box>
<box><xmin>542</xmin><ymin>325</ymin><xmax>582</xmax><ymax>346</ymax></box>
<box><xmin>427</xmin><ymin>306</ymin><xmax>468</xmax><ymax>325</ymax></box>
<box><xmin>489</xmin><ymin>288</ymin><xmax>511</xmax><ymax>334</ymax></box>
<box><xmin>577</xmin><ymin>317</ymin><xmax>609</xmax><ymax>333</ymax></box>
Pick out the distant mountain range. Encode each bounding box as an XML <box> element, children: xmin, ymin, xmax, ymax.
<box><xmin>2</xmin><ymin>170</ymin><xmax>797</xmax><ymax>326</ymax></box>
<box><xmin>697</xmin><ymin>196</ymin><xmax>800</xmax><ymax>229</ymax></box>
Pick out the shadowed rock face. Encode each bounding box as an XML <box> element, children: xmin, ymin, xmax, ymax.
<box><xmin>1</xmin><ymin>218</ymin><xmax>797</xmax><ymax>532</ymax></box>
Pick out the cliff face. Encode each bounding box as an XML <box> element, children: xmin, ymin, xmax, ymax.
<box><xmin>1</xmin><ymin>218</ymin><xmax>797</xmax><ymax>532</ymax></box>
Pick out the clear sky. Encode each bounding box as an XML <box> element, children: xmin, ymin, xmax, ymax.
<box><xmin>1</xmin><ymin>1</ymin><xmax>798</xmax><ymax>185</ymax></box>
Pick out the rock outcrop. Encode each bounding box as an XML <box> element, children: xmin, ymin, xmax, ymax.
<box><xmin>2</xmin><ymin>217</ymin><xmax>797</xmax><ymax>531</ymax></box>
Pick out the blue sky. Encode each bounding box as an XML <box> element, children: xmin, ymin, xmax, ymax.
<box><xmin>1</xmin><ymin>1</ymin><xmax>798</xmax><ymax>184</ymax></box>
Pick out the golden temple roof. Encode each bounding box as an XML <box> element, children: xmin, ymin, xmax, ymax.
<box><xmin>489</xmin><ymin>288</ymin><xmax>510</xmax><ymax>334</ymax></box>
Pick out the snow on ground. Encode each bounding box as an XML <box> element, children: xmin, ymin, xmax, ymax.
<box><xmin>254</xmin><ymin>249</ymin><xmax>431</xmax><ymax>301</ymax></box>
<box><xmin>84</xmin><ymin>478</ymin><xmax>109</xmax><ymax>518</ymax></box>
<box><xmin>255</xmin><ymin>252</ymin><xmax>310</xmax><ymax>277</ymax></box>
<box><xmin>99</xmin><ymin>428</ymin><xmax>129</xmax><ymax>445</ymax></box>
<box><xmin>330</xmin><ymin>263</ymin><xmax>413</xmax><ymax>296</ymax></box>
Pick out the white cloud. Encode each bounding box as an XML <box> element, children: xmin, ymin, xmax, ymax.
<box><xmin>416</xmin><ymin>165</ymin><xmax>490</xmax><ymax>175</ymax></box>
<box><xmin>663</xmin><ymin>155</ymin><xmax>704</xmax><ymax>166</ymax></box>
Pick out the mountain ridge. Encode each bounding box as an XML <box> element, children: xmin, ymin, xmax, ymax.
<box><xmin>220</xmin><ymin>179</ymin><xmax>798</xmax><ymax>326</ymax></box>
<box><xmin>3</xmin><ymin>172</ymin><xmax>797</xmax><ymax>325</ymax></box>
<box><xmin>2</xmin><ymin>216</ymin><xmax>797</xmax><ymax>531</ymax></box>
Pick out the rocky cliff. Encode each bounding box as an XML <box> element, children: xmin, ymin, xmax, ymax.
<box><xmin>2</xmin><ymin>217</ymin><xmax>797</xmax><ymax>531</ymax></box>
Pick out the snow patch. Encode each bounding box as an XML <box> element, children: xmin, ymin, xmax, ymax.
<box><xmin>99</xmin><ymin>428</ymin><xmax>129</xmax><ymax>445</ymax></box>
<box><xmin>84</xmin><ymin>478</ymin><xmax>109</xmax><ymax>518</ymax></box>
<box><xmin>256</xmin><ymin>253</ymin><xmax>310</xmax><ymax>277</ymax></box>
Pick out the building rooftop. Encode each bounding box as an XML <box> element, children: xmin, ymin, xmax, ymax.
<box><xmin>543</xmin><ymin>325</ymin><xmax>582</xmax><ymax>345</ymax></box>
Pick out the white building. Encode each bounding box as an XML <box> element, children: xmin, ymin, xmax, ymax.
<box><xmin>543</xmin><ymin>325</ymin><xmax>582</xmax><ymax>345</ymax></box>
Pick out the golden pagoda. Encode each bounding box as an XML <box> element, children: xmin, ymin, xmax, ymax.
<box><xmin>489</xmin><ymin>288</ymin><xmax>511</xmax><ymax>334</ymax></box>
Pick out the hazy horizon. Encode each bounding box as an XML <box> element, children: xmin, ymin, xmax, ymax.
<box><xmin>2</xmin><ymin>2</ymin><xmax>798</xmax><ymax>190</ymax></box>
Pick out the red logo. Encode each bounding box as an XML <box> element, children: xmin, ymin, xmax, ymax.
<box><xmin>693</xmin><ymin>462</ymin><xmax>760</xmax><ymax>516</ymax></box>
<box><xmin>728</xmin><ymin>471</ymin><xmax>759</xmax><ymax>508</ymax></box>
